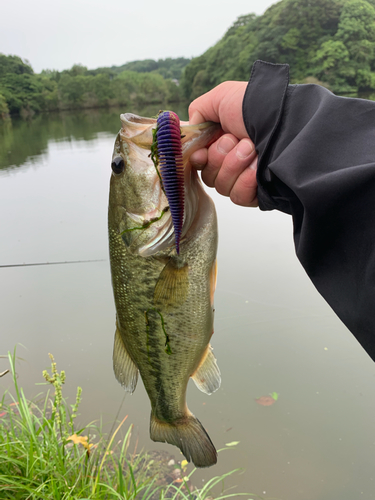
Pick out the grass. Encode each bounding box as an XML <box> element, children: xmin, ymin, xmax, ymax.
<box><xmin>0</xmin><ymin>350</ymin><xmax>261</xmax><ymax>500</ymax></box>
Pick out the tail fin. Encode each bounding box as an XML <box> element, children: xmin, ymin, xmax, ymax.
<box><xmin>150</xmin><ymin>412</ymin><xmax>217</xmax><ymax>468</ymax></box>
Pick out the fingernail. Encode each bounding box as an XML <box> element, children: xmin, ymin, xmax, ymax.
<box><xmin>217</xmin><ymin>136</ymin><xmax>236</xmax><ymax>155</ymax></box>
<box><xmin>236</xmin><ymin>139</ymin><xmax>255</xmax><ymax>159</ymax></box>
<box><xmin>249</xmin><ymin>156</ymin><xmax>258</xmax><ymax>171</ymax></box>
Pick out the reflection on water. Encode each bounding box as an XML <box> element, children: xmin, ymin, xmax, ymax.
<box><xmin>1</xmin><ymin>108</ymin><xmax>375</xmax><ymax>500</ymax></box>
<box><xmin>0</xmin><ymin>103</ymin><xmax>189</xmax><ymax>171</ymax></box>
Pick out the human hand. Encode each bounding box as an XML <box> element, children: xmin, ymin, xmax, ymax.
<box><xmin>189</xmin><ymin>81</ymin><xmax>258</xmax><ymax>207</ymax></box>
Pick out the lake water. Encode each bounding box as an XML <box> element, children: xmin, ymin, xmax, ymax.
<box><xmin>1</xmin><ymin>107</ymin><xmax>375</xmax><ymax>500</ymax></box>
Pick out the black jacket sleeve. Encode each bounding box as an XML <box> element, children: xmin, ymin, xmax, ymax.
<box><xmin>242</xmin><ymin>60</ymin><xmax>375</xmax><ymax>361</ymax></box>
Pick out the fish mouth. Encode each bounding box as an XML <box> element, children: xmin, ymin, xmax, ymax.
<box><xmin>121</xmin><ymin>113</ymin><xmax>156</xmax><ymax>127</ymax></box>
<box><xmin>122</xmin><ymin>113</ymin><xmax>155</xmax><ymax>124</ymax></box>
<box><xmin>117</xmin><ymin>114</ymin><xmax>221</xmax><ymax>257</ymax></box>
<box><xmin>180</xmin><ymin>121</ymin><xmax>222</xmax><ymax>158</ymax></box>
<box><xmin>120</xmin><ymin>113</ymin><xmax>156</xmax><ymax>147</ymax></box>
<box><xmin>120</xmin><ymin>113</ymin><xmax>221</xmax><ymax>158</ymax></box>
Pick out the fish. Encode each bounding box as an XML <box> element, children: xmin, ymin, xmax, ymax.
<box><xmin>108</xmin><ymin>111</ymin><xmax>221</xmax><ymax>468</ymax></box>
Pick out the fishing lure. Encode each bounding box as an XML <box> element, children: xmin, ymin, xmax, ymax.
<box><xmin>151</xmin><ymin>111</ymin><xmax>184</xmax><ymax>254</ymax></box>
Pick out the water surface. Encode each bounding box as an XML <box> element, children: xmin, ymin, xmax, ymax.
<box><xmin>1</xmin><ymin>108</ymin><xmax>374</xmax><ymax>500</ymax></box>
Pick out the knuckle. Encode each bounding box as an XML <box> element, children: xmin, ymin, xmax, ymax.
<box><xmin>215</xmin><ymin>180</ymin><xmax>229</xmax><ymax>197</ymax></box>
<box><xmin>229</xmin><ymin>169</ymin><xmax>258</xmax><ymax>207</ymax></box>
<box><xmin>201</xmin><ymin>170</ymin><xmax>216</xmax><ymax>188</ymax></box>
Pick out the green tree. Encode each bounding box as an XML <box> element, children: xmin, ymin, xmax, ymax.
<box><xmin>337</xmin><ymin>0</ymin><xmax>375</xmax><ymax>89</ymax></box>
<box><xmin>89</xmin><ymin>73</ymin><xmax>113</xmax><ymax>105</ymax></box>
<box><xmin>58</xmin><ymin>74</ymin><xmax>87</xmax><ymax>107</ymax></box>
<box><xmin>0</xmin><ymin>92</ymin><xmax>9</xmax><ymax>117</ymax></box>
<box><xmin>0</xmin><ymin>54</ymin><xmax>33</xmax><ymax>78</ymax></box>
<box><xmin>313</xmin><ymin>39</ymin><xmax>353</xmax><ymax>92</ymax></box>
<box><xmin>114</xmin><ymin>58</ymin><xmax>190</xmax><ymax>80</ymax></box>
<box><xmin>180</xmin><ymin>0</ymin><xmax>375</xmax><ymax>98</ymax></box>
<box><xmin>0</xmin><ymin>73</ymin><xmax>45</xmax><ymax>114</ymax></box>
<box><xmin>68</xmin><ymin>64</ymin><xmax>88</xmax><ymax>76</ymax></box>
<box><xmin>314</xmin><ymin>0</ymin><xmax>375</xmax><ymax>91</ymax></box>
<box><xmin>191</xmin><ymin>70</ymin><xmax>211</xmax><ymax>100</ymax></box>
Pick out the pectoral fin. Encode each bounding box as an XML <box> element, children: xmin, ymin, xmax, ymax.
<box><xmin>192</xmin><ymin>345</ymin><xmax>221</xmax><ymax>395</ymax></box>
<box><xmin>154</xmin><ymin>258</ymin><xmax>189</xmax><ymax>310</ymax></box>
<box><xmin>113</xmin><ymin>324</ymin><xmax>138</xmax><ymax>393</ymax></box>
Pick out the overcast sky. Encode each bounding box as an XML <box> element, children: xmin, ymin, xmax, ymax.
<box><xmin>1</xmin><ymin>0</ymin><xmax>276</xmax><ymax>73</ymax></box>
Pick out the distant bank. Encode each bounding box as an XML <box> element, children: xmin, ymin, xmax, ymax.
<box><xmin>3</xmin><ymin>0</ymin><xmax>375</xmax><ymax>120</ymax></box>
<box><xmin>0</xmin><ymin>56</ymin><xmax>190</xmax><ymax>119</ymax></box>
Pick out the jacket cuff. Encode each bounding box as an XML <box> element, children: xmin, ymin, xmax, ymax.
<box><xmin>242</xmin><ymin>60</ymin><xmax>290</xmax><ymax>210</ymax></box>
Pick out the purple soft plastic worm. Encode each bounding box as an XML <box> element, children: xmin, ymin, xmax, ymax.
<box><xmin>156</xmin><ymin>111</ymin><xmax>184</xmax><ymax>254</ymax></box>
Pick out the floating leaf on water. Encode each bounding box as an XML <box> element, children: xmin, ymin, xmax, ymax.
<box><xmin>270</xmin><ymin>392</ymin><xmax>279</xmax><ymax>400</ymax></box>
<box><xmin>255</xmin><ymin>396</ymin><xmax>277</xmax><ymax>406</ymax></box>
<box><xmin>225</xmin><ymin>441</ymin><xmax>240</xmax><ymax>447</ymax></box>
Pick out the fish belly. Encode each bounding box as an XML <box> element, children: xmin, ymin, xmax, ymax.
<box><xmin>110</xmin><ymin>231</ymin><xmax>213</xmax><ymax>417</ymax></box>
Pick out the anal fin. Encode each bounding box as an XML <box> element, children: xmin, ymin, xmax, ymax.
<box><xmin>113</xmin><ymin>324</ymin><xmax>138</xmax><ymax>393</ymax></box>
<box><xmin>191</xmin><ymin>345</ymin><xmax>221</xmax><ymax>395</ymax></box>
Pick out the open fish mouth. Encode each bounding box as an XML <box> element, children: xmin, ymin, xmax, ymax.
<box><xmin>116</xmin><ymin>113</ymin><xmax>221</xmax><ymax>257</ymax></box>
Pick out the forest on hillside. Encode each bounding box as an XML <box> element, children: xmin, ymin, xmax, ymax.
<box><xmin>3</xmin><ymin>0</ymin><xmax>375</xmax><ymax>119</ymax></box>
<box><xmin>182</xmin><ymin>0</ymin><xmax>375</xmax><ymax>99</ymax></box>
<box><xmin>0</xmin><ymin>56</ymin><xmax>189</xmax><ymax>118</ymax></box>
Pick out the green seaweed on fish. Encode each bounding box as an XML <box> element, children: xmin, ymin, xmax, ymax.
<box><xmin>120</xmin><ymin>206</ymin><xmax>170</xmax><ymax>235</ymax></box>
<box><xmin>145</xmin><ymin>307</ymin><xmax>173</xmax><ymax>356</ymax></box>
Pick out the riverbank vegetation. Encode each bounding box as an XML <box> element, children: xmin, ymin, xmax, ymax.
<box><xmin>4</xmin><ymin>0</ymin><xmax>375</xmax><ymax>120</ymax></box>
<box><xmin>0</xmin><ymin>104</ymin><xmax>189</xmax><ymax>171</ymax></box>
<box><xmin>0</xmin><ymin>55</ymin><xmax>189</xmax><ymax>118</ymax></box>
<box><xmin>182</xmin><ymin>0</ymin><xmax>375</xmax><ymax>99</ymax></box>
<box><xmin>0</xmin><ymin>351</ymin><xmax>256</xmax><ymax>499</ymax></box>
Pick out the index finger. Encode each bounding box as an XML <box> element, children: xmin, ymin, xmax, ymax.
<box><xmin>189</xmin><ymin>90</ymin><xmax>220</xmax><ymax>125</ymax></box>
<box><xmin>188</xmin><ymin>81</ymin><xmax>249</xmax><ymax>139</ymax></box>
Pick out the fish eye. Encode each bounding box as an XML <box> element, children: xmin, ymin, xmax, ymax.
<box><xmin>111</xmin><ymin>156</ymin><xmax>125</xmax><ymax>175</ymax></box>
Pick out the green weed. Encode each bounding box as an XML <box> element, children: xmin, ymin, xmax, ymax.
<box><xmin>0</xmin><ymin>350</ymin><xmax>259</xmax><ymax>499</ymax></box>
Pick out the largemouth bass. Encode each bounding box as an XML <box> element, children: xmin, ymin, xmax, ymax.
<box><xmin>108</xmin><ymin>112</ymin><xmax>221</xmax><ymax>468</ymax></box>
